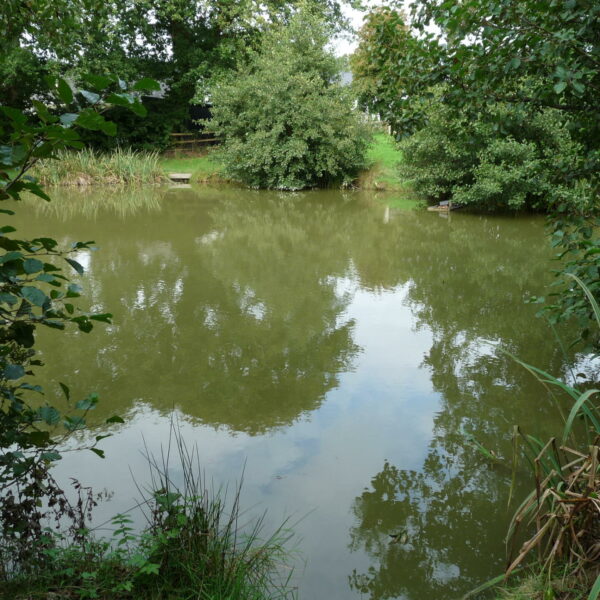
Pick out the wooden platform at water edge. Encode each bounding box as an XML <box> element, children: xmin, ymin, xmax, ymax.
<box><xmin>427</xmin><ymin>200</ymin><xmax>458</xmax><ymax>212</ymax></box>
<box><xmin>168</xmin><ymin>173</ymin><xmax>192</xmax><ymax>183</ymax></box>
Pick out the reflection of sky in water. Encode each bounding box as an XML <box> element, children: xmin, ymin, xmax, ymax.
<box><xmin>54</xmin><ymin>281</ymin><xmax>437</xmax><ymax>600</ymax></box>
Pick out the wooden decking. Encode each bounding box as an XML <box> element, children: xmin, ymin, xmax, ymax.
<box><xmin>168</xmin><ymin>173</ymin><xmax>192</xmax><ymax>183</ymax></box>
<box><xmin>427</xmin><ymin>200</ymin><xmax>458</xmax><ymax>212</ymax></box>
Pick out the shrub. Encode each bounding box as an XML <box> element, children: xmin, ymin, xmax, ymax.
<box><xmin>209</xmin><ymin>10</ymin><xmax>371</xmax><ymax>190</ymax></box>
<box><xmin>398</xmin><ymin>89</ymin><xmax>585</xmax><ymax>211</ymax></box>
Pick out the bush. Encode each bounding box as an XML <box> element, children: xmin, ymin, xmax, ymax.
<box><xmin>399</xmin><ymin>89</ymin><xmax>585</xmax><ymax>211</ymax></box>
<box><xmin>78</xmin><ymin>98</ymin><xmax>187</xmax><ymax>152</ymax></box>
<box><xmin>209</xmin><ymin>10</ymin><xmax>371</xmax><ymax>190</ymax></box>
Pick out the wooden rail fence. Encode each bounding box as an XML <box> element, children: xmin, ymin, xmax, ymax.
<box><xmin>169</xmin><ymin>132</ymin><xmax>219</xmax><ymax>150</ymax></box>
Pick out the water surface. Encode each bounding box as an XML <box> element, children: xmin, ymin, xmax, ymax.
<box><xmin>13</xmin><ymin>186</ymin><xmax>578</xmax><ymax>599</ymax></box>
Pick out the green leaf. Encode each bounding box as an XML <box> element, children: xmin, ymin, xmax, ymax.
<box><xmin>32</xmin><ymin>100</ymin><xmax>56</xmax><ymax>123</ymax></box>
<box><xmin>57</xmin><ymin>78</ymin><xmax>74</xmax><ymax>104</ymax></box>
<box><xmin>75</xmin><ymin>110</ymin><xmax>116</xmax><ymax>135</ymax></box>
<box><xmin>65</xmin><ymin>258</ymin><xmax>84</xmax><ymax>274</ymax></box>
<box><xmin>76</xmin><ymin>393</ymin><xmax>99</xmax><ymax>410</ymax></box>
<box><xmin>129</xmin><ymin>100</ymin><xmax>147</xmax><ymax>117</ymax></box>
<box><xmin>2</xmin><ymin>106</ymin><xmax>27</xmax><ymax>126</ymax></box>
<box><xmin>106</xmin><ymin>92</ymin><xmax>134</xmax><ymax>107</ymax></box>
<box><xmin>553</xmin><ymin>81</ymin><xmax>567</xmax><ymax>94</ymax></box>
<box><xmin>90</xmin><ymin>448</ymin><xmax>105</xmax><ymax>458</ymax></box>
<box><xmin>80</xmin><ymin>90</ymin><xmax>100</xmax><ymax>105</ymax></box>
<box><xmin>64</xmin><ymin>416</ymin><xmax>86</xmax><ymax>431</ymax></box>
<box><xmin>0</xmin><ymin>251</ymin><xmax>23</xmax><ymax>263</ymax></box>
<box><xmin>66</xmin><ymin>283</ymin><xmax>83</xmax><ymax>297</ymax></box>
<box><xmin>59</xmin><ymin>382</ymin><xmax>70</xmax><ymax>400</ymax></box>
<box><xmin>133</xmin><ymin>78</ymin><xmax>161</xmax><ymax>92</ymax></box>
<box><xmin>59</xmin><ymin>113</ymin><xmax>78</xmax><ymax>127</ymax></box>
<box><xmin>4</xmin><ymin>364</ymin><xmax>25</xmax><ymax>380</ymax></box>
<box><xmin>35</xmin><ymin>273</ymin><xmax>56</xmax><ymax>283</ymax></box>
<box><xmin>588</xmin><ymin>574</ymin><xmax>600</xmax><ymax>600</ymax></box>
<box><xmin>23</xmin><ymin>258</ymin><xmax>44</xmax><ymax>274</ymax></box>
<box><xmin>38</xmin><ymin>406</ymin><xmax>61</xmax><ymax>425</ymax></box>
<box><xmin>22</xmin><ymin>182</ymin><xmax>51</xmax><ymax>202</ymax></box>
<box><xmin>41</xmin><ymin>451</ymin><xmax>62</xmax><ymax>462</ymax></box>
<box><xmin>82</xmin><ymin>74</ymin><xmax>113</xmax><ymax>91</ymax></box>
<box><xmin>21</xmin><ymin>286</ymin><xmax>49</xmax><ymax>307</ymax></box>
<box><xmin>106</xmin><ymin>415</ymin><xmax>125</xmax><ymax>424</ymax></box>
<box><xmin>0</xmin><ymin>292</ymin><xmax>18</xmax><ymax>305</ymax></box>
<box><xmin>28</xmin><ymin>430</ymin><xmax>51</xmax><ymax>447</ymax></box>
<box><xmin>90</xmin><ymin>313</ymin><xmax>112</xmax><ymax>323</ymax></box>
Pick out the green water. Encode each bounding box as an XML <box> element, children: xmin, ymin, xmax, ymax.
<box><xmin>13</xmin><ymin>185</ymin><xmax>577</xmax><ymax>599</ymax></box>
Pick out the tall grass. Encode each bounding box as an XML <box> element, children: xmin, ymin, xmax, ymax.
<box><xmin>32</xmin><ymin>148</ymin><xmax>164</xmax><ymax>185</ymax></box>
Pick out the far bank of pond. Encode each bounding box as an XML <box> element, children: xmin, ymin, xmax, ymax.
<box><xmin>15</xmin><ymin>185</ymin><xmax>589</xmax><ymax>600</ymax></box>
<box><xmin>33</xmin><ymin>133</ymin><xmax>409</xmax><ymax>192</ymax></box>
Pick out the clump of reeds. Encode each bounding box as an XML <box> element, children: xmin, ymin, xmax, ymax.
<box><xmin>132</xmin><ymin>427</ymin><xmax>297</xmax><ymax>600</ymax></box>
<box><xmin>32</xmin><ymin>148</ymin><xmax>164</xmax><ymax>186</ymax></box>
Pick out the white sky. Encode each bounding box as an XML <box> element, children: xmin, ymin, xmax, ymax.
<box><xmin>332</xmin><ymin>1</ymin><xmax>385</xmax><ymax>57</ymax></box>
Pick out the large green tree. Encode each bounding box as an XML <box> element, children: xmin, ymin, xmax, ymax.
<box><xmin>1</xmin><ymin>0</ymin><xmax>358</xmax><ymax>144</ymax></box>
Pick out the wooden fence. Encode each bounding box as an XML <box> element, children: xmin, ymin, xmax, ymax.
<box><xmin>168</xmin><ymin>132</ymin><xmax>220</xmax><ymax>152</ymax></box>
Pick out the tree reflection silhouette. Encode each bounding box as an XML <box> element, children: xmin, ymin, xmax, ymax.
<box><xmin>347</xmin><ymin>212</ymin><xmax>575</xmax><ymax>599</ymax></box>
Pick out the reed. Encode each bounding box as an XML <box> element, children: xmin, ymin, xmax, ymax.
<box><xmin>32</xmin><ymin>148</ymin><xmax>165</xmax><ymax>186</ymax></box>
<box><xmin>469</xmin><ymin>274</ymin><xmax>600</xmax><ymax>600</ymax></box>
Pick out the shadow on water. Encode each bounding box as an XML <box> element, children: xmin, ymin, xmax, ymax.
<box><xmin>15</xmin><ymin>185</ymin><xmax>583</xmax><ymax>598</ymax></box>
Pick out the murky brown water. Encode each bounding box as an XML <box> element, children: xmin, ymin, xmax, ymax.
<box><xmin>12</xmin><ymin>185</ymin><xmax>582</xmax><ymax>599</ymax></box>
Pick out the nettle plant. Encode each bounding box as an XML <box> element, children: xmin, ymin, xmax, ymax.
<box><xmin>0</xmin><ymin>74</ymin><xmax>158</xmax><ymax>552</ymax></box>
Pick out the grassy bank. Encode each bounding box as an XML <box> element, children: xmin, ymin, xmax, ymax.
<box><xmin>360</xmin><ymin>132</ymin><xmax>408</xmax><ymax>191</ymax></box>
<box><xmin>31</xmin><ymin>133</ymin><xmax>411</xmax><ymax>193</ymax></box>
<box><xmin>159</xmin><ymin>133</ymin><xmax>411</xmax><ymax>192</ymax></box>
<box><xmin>159</xmin><ymin>151</ymin><xmax>225</xmax><ymax>183</ymax></box>
<box><xmin>32</xmin><ymin>148</ymin><xmax>164</xmax><ymax>185</ymax></box>
<box><xmin>492</xmin><ymin>569</ymin><xmax>594</xmax><ymax>600</ymax></box>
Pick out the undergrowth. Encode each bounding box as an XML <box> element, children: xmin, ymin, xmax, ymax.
<box><xmin>1</xmin><ymin>429</ymin><xmax>296</xmax><ymax>600</ymax></box>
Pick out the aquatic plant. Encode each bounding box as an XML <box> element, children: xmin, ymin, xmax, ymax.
<box><xmin>477</xmin><ymin>275</ymin><xmax>600</xmax><ymax>600</ymax></box>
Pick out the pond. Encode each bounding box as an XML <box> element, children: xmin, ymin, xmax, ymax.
<box><xmin>14</xmin><ymin>185</ymin><xmax>581</xmax><ymax>599</ymax></box>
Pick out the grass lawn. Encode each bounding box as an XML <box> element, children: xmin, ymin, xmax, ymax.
<box><xmin>363</xmin><ymin>132</ymin><xmax>407</xmax><ymax>191</ymax></box>
<box><xmin>159</xmin><ymin>151</ymin><xmax>224</xmax><ymax>182</ymax></box>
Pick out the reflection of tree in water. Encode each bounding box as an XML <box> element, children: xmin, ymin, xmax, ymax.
<box><xmin>27</xmin><ymin>187</ymin><xmax>367</xmax><ymax>434</ymax></box>
<box><xmin>347</xmin><ymin>214</ymin><xmax>579</xmax><ymax>599</ymax></box>
<box><xmin>23</xmin><ymin>188</ymin><xmax>567</xmax><ymax>441</ymax></box>
<box><xmin>349</xmin><ymin>452</ymin><xmax>512</xmax><ymax>599</ymax></box>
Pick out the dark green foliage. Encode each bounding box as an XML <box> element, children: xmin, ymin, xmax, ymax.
<box><xmin>350</xmin><ymin>7</ymin><xmax>443</xmax><ymax>137</ymax></box>
<box><xmin>1</xmin><ymin>0</ymin><xmax>355</xmax><ymax>150</ymax></box>
<box><xmin>210</xmin><ymin>11</ymin><xmax>371</xmax><ymax>190</ymax></box>
<box><xmin>398</xmin><ymin>92</ymin><xmax>584</xmax><ymax>211</ymax></box>
<box><xmin>78</xmin><ymin>98</ymin><xmax>187</xmax><ymax>152</ymax></box>
<box><xmin>352</xmin><ymin>0</ymin><xmax>599</xmax><ymax>342</ymax></box>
